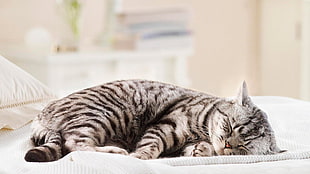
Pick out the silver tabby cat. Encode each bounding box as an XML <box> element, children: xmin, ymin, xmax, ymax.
<box><xmin>25</xmin><ymin>80</ymin><xmax>282</xmax><ymax>162</ymax></box>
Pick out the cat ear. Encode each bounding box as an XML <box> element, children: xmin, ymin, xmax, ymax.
<box><xmin>236</xmin><ymin>81</ymin><xmax>251</xmax><ymax>106</ymax></box>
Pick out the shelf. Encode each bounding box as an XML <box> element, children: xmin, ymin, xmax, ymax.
<box><xmin>2</xmin><ymin>44</ymin><xmax>192</xmax><ymax>64</ymax></box>
<box><xmin>2</xmin><ymin>44</ymin><xmax>193</xmax><ymax>97</ymax></box>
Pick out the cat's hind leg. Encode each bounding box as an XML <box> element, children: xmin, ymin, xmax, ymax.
<box><xmin>63</xmin><ymin>131</ymin><xmax>128</xmax><ymax>156</ymax></box>
<box><xmin>64</xmin><ymin>139</ymin><xmax>129</xmax><ymax>155</ymax></box>
<box><xmin>182</xmin><ymin>141</ymin><xmax>215</xmax><ymax>157</ymax></box>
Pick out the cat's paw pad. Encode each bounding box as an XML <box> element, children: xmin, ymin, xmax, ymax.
<box><xmin>191</xmin><ymin>141</ymin><xmax>214</xmax><ymax>157</ymax></box>
<box><xmin>95</xmin><ymin>146</ymin><xmax>129</xmax><ymax>155</ymax></box>
<box><xmin>183</xmin><ymin>141</ymin><xmax>215</xmax><ymax>157</ymax></box>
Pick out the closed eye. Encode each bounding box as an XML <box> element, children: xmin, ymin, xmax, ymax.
<box><xmin>223</xmin><ymin>125</ymin><xmax>230</xmax><ymax>133</ymax></box>
<box><xmin>237</xmin><ymin>144</ymin><xmax>249</xmax><ymax>151</ymax></box>
<box><xmin>244</xmin><ymin>141</ymin><xmax>251</xmax><ymax>146</ymax></box>
<box><xmin>222</xmin><ymin>121</ymin><xmax>232</xmax><ymax>136</ymax></box>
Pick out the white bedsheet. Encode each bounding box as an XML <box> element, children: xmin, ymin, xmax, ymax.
<box><xmin>1</xmin><ymin>96</ymin><xmax>310</xmax><ymax>174</ymax></box>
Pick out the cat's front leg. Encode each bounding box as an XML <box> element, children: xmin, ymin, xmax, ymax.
<box><xmin>130</xmin><ymin>135</ymin><xmax>164</xmax><ymax>160</ymax></box>
<box><xmin>130</xmin><ymin>126</ymin><xmax>172</xmax><ymax>160</ymax></box>
<box><xmin>130</xmin><ymin>146</ymin><xmax>159</xmax><ymax>160</ymax></box>
<box><xmin>182</xmin><ymin>141</ymin><xmax>215</xmax><ymax>157</ymax></box>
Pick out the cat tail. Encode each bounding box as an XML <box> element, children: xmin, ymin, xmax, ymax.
<box><xmin>24</xmin><ymin>124</ymin><xmax>62</xmax><ymax>162</ymax></box>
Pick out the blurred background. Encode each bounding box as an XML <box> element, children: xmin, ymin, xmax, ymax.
<box><xmin>0</xmin><ymin>0</ymin><xmax>309</xmax><ymax>100</ymax></box>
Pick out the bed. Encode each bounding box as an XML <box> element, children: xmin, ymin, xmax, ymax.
<box><xmin>1</xmin><ymin>55</ymin><xmax>310</xmax><ymax>174</ymax></box>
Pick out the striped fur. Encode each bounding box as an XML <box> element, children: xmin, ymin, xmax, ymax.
<box><xmin>25</xmin><ymin>80</ymin><xmax>282</xmax><ymax>162</ymax></box>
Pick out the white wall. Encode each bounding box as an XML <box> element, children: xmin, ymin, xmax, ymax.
<box><xmin>259</xmin><ymin>0</ymin><xmax>301</xmax><ymax>98</ymax></box>
<box><xmin>0</xmin><ymin>0</ymin><xmax>105</xmax><ymax>45</ymax></box>
<box><xmin>301</xmin><ymin>0</ymin><xmax>310</xmax><ymax>100</ymax></box>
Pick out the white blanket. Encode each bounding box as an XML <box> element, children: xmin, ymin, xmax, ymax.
<box><xmin>1</xmin><ymin>96</ymin><xmax>310</xmax><ymax>174</ymax></box>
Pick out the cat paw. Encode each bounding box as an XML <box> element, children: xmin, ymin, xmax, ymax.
<box><xmin>95</xmin><ymin>146</ymin><xmax>129</xmax><ymax>155</ymax></box>
<box><xmin>183</xmin><ymin>141</ymin><xmax>215</xmax><ymax>157</ymax></box>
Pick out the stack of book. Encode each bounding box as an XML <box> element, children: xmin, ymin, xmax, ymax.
<box><xmin>113</xmin><ymin>8</ymin><xmax>193</xmax><ymax>50</ymax></box>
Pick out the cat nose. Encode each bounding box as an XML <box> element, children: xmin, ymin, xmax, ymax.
<box><xmin>224</xmin><ymin>141</ymin><xmax>232</xmax><ymax>149</ymax></box>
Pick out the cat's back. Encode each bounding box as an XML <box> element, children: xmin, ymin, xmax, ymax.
<box><xmin>38</xmin><ymin>80</ymin><xmax>203</xmax><ymax>124</ymax></box>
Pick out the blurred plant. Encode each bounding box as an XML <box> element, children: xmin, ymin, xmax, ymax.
<box><xmin>56</xmin><ymin>0</ymin><xmax>82</xmax><ymax>40</ymax></box>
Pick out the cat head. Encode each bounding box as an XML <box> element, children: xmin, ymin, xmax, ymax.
<box><xmin>209</xmin><ymin>81</ymin><xmax>284</xmax><ymax>156</ymax></box>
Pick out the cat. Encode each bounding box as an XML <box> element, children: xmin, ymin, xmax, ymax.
<box><xmin>24</xmin><ymin>79</ymin><xmax>283</xmax><ymax>162</ymax></box>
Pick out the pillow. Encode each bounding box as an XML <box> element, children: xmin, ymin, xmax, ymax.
<box><xmin>0</xmin><ymin>55</ymin><xmax>56</xmax><ymax>130</ymax></box>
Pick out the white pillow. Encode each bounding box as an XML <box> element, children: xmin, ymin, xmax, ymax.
<box><xmin>0</xmin><ymin>55</ymin><xmax>56</xmax><ymax>129</ymax></box>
